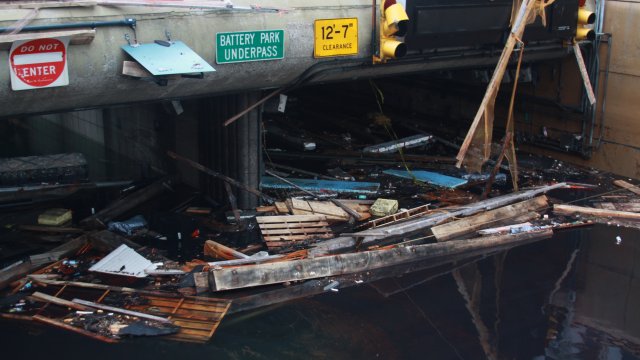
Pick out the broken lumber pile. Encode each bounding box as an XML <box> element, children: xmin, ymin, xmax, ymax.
<box><xmin>312</xmin><ymin>182</ymin><xmax>566</xmax><ymax>256</ymax></box>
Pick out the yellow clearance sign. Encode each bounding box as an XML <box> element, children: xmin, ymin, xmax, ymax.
<box><xmin>314</xmin><ymin>18</ymin><xmax>358</xmax><ymax>58</ymax></box>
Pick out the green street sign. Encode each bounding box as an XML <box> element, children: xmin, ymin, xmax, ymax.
<box><xmin>216</xmin><ymin>30</ymin><xmax>285</xmax><ymax>64</ymax></box>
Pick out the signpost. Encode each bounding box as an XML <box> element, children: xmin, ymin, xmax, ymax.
<box><xmin>9</xmin><ymin>37</ymin><xmax>70</xmax><ymax>91</ymax></box>
<box><xmin>215</xmin><ymin>30</ymin><xmax>285</xmax><ymax>64</ymax></box>
<box><xmin>314</xmin><ymin>18</ymin><xmax>358</xmax><ymax>58</ymax></box>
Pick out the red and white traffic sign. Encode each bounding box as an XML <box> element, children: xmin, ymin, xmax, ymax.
<box><xmin>9</xmin><ymin>37</ymin><xmax>70</xmax><ymax>91</ymax></box>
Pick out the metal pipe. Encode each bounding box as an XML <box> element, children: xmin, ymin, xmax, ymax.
<box><xmin>596</xmin><ymin>33</ymin><xmax>612</xmax><ymax>149</ymax></box>
<box><xmin>0</xmin><ymin>18</ymin><xmax>136</xmax><ymax>33</ymax></box>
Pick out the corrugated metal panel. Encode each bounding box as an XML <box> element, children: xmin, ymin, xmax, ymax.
<box><xmin>89</xmin><ymin>244</ymin><xmax>155</xmax><ymax>278</ymax></box>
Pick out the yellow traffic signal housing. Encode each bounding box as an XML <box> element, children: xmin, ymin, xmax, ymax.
<box><xmin>374</xmin><ymin>0</ymin><xmax>409</xmax><ymax>63</ymax></box>
<box><xmin>576</xmin><ymin>7</ymin><xmax>595</xmax><ymax>41</ymax></box>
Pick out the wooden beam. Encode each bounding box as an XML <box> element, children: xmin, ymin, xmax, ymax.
<box><xmin>228</xmin><ymin>253</ymin><xmax>490</xmax><ymax>314</ymax></box>
<box><xmin>209</xmin><ymin>229</ymin><xmax>552</xmax><ymax>291</ymax></box>
<box><xmin>553</xmin><ymin>204</ymin><xmax>640</xmax><ymax>220</ymax></box>
<box><xmin>330</xmin><ymin>199</ymin><xmax>363</xmax><ymax>221</ymax></box>
<box><xmin>204</xmin><ymin>240</ymin><xmax>250</xmax><ymax>260</ymax></box>
<box><xmin>167</xmin><ymin>151</ymin><xmax>274</xmax><ymax>203</ymax></box>
<box><xmin>81</xmin><ymin>177</ymin><xmax>173</xmax><ymax>228</ymax></box>
<box><xmin>0</xmin><ymin>29</ymin><xmax>95</xmax><ymax>50</ymax></box>
<box><xmin>431</xmin><ymin>195</ymin><xmax>548</xmax><ymax>241</ymax></box>
<box><xmin>613</xmin><ymin>180</ymin><xmax>640</xmax><ymax>196</ymax></box>
<box><xmin>0</xmin><ymin>260</ymin><xmax>31</xmax><ymax>290</ymax></box>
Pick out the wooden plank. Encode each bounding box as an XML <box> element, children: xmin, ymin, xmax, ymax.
<box><xmin>18</xmin><ymin>225</ymin><xmax>83</xmax><ymax>234</ymax></box>
<box><xmin>260</xmin><ymin>227</ymin><xmax>332</xmax><ymax>235</ymax></box>
<box><xmin>290</xmin><ymin>198</ymin><xmax>350</xmax><ymax>220</ymax></box>
<box><xmin>31</xmin><ymin>292</ymin><xmax>92</xmax><ymax>311</ymax></box>
<box><xmin>614</xmin><ymin>180</ymin><xmax>640</xmax><ymax>196</ymax></box>
<box><xmin>256</xmin><ymin>215</ymin><xmax>327</xmax><ymax>223</ymax></box>
<box><xmin>553</xmin><ymin>204</ymin><xmax>640</xmax><ymax>220</ymax></box>
<box><xmin>264</xmin><ymin>234</ymin><xmax>333</xmax><ymax>242</ymax></box>
<box><xmin>33</xmin><ymin>315</ymin><xmax>118</xmax><ymax>343</ymax></box>
<box><xmin>274</xmin><ymin>202</ymin><xmax>290</xmax><ymax>214</ymax></box>
<box><xmin>73</xmin><ymin>298</ymin><xmax>172</xmax><ymax>323</ymax></box>
<box><xmin>147</xmin><ymin>299</ymin><xmax>228</xmax><ymax>313</ymax></box>
<box><xmin>209</xmin><ymin>230</ymin><xmax>553</xmax><ymax>291</ymax></box>
<box><xmin>573</xmin><ymin>42</ymin><xmax>597</xmax><ymax>105</ymax></box>
<box><xmin>122</xmin><ymin>60</ymin><xmax>153</xmax><ymax>78</ymax></box>
<box><xmin>0</xmin><ymin>1</ymin><xmax>96</xmax><ymax>9</ymax></box>
<box><xmin>455</xmin><ymin>0</ymin><xmax>539</xmax><ymax>168</ymax></box>
<box><xmin>258</xmin><ymin>221</ymin><xmax>329</xmax><ymax>229</ymax></box>
<box><xmin>171</xmin><ymin>320</ymin><xmax>217</xmax><ymax>331</ymax></box>
<box><xmin>0</xmin><ymin>29</ymin><xmax>95</xmax><ymax>50</ymax></box>
<box><xmin>431</xmin><ymin>195</ymin><xmax>548</xmax><ymax>241</ymax></box>
<box><xmin>207</xmin><ymin>255</ymin><xmax>284</xmax><ymax>267</ymax></box>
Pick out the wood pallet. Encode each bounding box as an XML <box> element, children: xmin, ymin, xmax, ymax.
<box><xmin>20</xmin><ymin>280</ymin><xmax>231</xmax><ymax>343</ymax></box>
<box><xmin>256</xmin><ymin>215</ymin><xmax>334</xmax><ymax>251</ymax></box>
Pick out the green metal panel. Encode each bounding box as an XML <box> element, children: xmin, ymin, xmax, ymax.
<box><xmin>122</xmin><ymin>41</ymin><xmax>215</xmax><ymax>76</ymax></box>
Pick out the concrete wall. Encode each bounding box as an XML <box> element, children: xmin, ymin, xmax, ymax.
<box><xmin>522</xmin><ymin>0</ymin><xmax>640</xmax><ymax>179</ymax></box>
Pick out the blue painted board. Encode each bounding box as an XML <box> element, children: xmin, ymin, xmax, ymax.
<box><xmin>261</xmin><ymin>176</ymin><xmax>380</xmax><ymax>194</ymax></box>
<box><xmin>383</xmin><ymin>169</ymin><xmax>468</xmax><ymax>189</ymax></box>
<box><xmin>122</xmin><ymin>41</ymin><xmax>215</xmax><ymax>76</ymax></box>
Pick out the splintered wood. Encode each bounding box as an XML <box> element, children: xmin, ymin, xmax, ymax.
<box><xmin>257</xmin><ymin>215</ymin><xmax>334</xmax><ymax>251</ymax></box>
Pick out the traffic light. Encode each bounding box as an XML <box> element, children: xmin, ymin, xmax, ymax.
<box><xmin>576</xmin><ymin>7</ymin><xmax>595</xmax><ymax>41</ymax></box>
<box><xmin>374</xmin><ymin>0</ymin><xmax>409</xmax><ymax>63</ymax></box>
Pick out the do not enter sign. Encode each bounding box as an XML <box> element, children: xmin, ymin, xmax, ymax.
<box><xmin>9</xmin><ymin>37</ymin><xmax>70</xmax><ymax>91</ymax></box>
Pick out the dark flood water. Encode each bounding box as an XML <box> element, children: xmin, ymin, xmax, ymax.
<box><xmin>2</xmin><ymin>224</ymin><xmax>640</xmax><ymax>360</ymax></box>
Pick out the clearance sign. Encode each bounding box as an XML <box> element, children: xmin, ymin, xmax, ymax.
<box><xmin>9</xmin><ymin>37</ymin><xmax>70</xmax><ymax>91</ymax></box>
<box><xmin>314</xmin><ymin>18</ymin><xmax>358</xmax><ymax>58</ymax></box>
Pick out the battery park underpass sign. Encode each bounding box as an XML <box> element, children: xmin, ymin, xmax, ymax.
<box><xmin>215</xmin><ymin>30</ymin><xmax>285</xmax><ymax>64</ymax></box>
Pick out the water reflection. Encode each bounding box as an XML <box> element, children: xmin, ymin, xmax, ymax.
<box><xmin>1</xmin><ymin>225</ymin><xmax>639</xmax><ymax>359</ymax></box>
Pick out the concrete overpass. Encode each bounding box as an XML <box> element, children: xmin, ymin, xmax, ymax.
<box><xmin>0</xmin><ymin>0</ymin><xmax>578</xmax><ymax>117</ymax></box>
